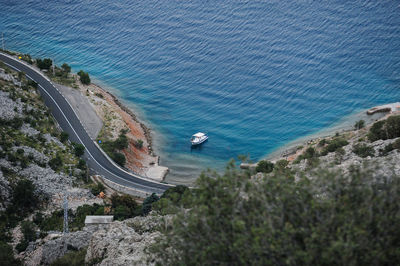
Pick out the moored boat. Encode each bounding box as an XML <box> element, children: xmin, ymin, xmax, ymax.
<box><xmin>190</xmin><ymin>132</ymin><xmax>208</xmax><ymax>145</ymax></box>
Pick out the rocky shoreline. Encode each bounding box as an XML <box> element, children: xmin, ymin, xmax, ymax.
<box><xmin>265</xmin><ymin>103</ymin><xmax>397</xmax><ymax>163</ymax></box>
<box><xmin>53</xmin><ymin>71</ymin><xmax>168</xmax><ymax>181</ymax></box>
<box><xmin>81</xmin><ymin>81</ymin><xmax>168</xmax><ymax>181</ymax></box>
<box><xmin>104</xmin><ymin>91</ymin><xmax>155</xmax><ymax>156</ymax></box>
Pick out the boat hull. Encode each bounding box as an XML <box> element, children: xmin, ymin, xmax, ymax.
<box><xmin>191</xmin><ymin>136</ymin><xmax>208</xmax><ymax>145</ymax></box>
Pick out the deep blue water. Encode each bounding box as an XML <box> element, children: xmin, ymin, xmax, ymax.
<box><xmin>1</xmin><ymin>1</ymin><xmax>400</xmax><ymax>184</ymax></box>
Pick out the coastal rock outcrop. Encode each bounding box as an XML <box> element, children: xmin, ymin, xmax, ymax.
<box><xmin>85</xmin><ymin>215</ymin><xmax>169</xmax><ymax>265</ymax></box>
<box><xmin>24</xmin><ymin>229</ymin><xmax>95</xmax><ymax>266</ymax></box>
<box><xmin>0</xmin><ymin>90</ymin><xmax>23</xmax><ymax>120</ymax></box>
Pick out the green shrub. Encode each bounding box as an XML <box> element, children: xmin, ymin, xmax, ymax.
<box><xmin>112</xmin><ymin>152</ymin><xmax>126</xmax><ymax>166</ymax></box>
<box><xmin>99</xmin><ymin>140</ymin><xmax>114</xmax><ymax>155</ymax></box>
<box><xmin>368</xmin><ymin>120</ymin><xmax>386</xmax><ymax>141</ymax></box>
<box><xmin>306</xmin><ymin>157</ymin><xmax>320</xmax><ymax>169</ymax></box>
<box><xmin>135</xmin><ymin>139</ymin><xmax>143</xmax><ymax>149</ymax></box>
<box><xmin>21</xmin><ymin>221</ymin><xmax>36</xmax><ymax>242</ymax></box>
<box><xmin>354</xmin><ymin>120</ymin><xmax>365</xmax><ymax>130</ymax></box>
<box><xmin>77</xmin><ymin>159</ymin><xmax>86</xmax><ymax>170</ymax></box>
<box><xmin>110</xmin><ymin>194</ymin><xmax>140</xmax><ymax>220</ymax></box>
<box><xmin>142</xmin><ymin>193</ymin><xmax>159</xmax><ymax>216</ymax></box>
<box><xmin>318</xmin><ymin>139</ymin><xmax>327</xmax><ymax>146</ymax></box>
<box><xmin>73</xmin><ymin>144</ymin><xmax>85</xmax><ymax>157</ymax></box>
<box><xmin>95</xmin><ymin>92</ymin><xmax>103</xmax><ymax>98</ymax></box>
<box><xmin>21</xmin><ymin>54</ymin><xmax>33</xmax><ymax>64</ymax></box>
<box><xmin>386</xmin><ymin>115</ymin><xmax>400</xmax><ymax>138</ymax></box>
<box><xmin>114</xmin><ymin>133</ymin><xmax>128</xmax><ymax>150</ymax></box>
<box><xmin>160</xmin><ymin>185</ymin><xmax>189</xmax><ymax>204</ymax></box>
<box><xmin>114</xmin><ymin>205</ymin><xmax>130</xmax><ymax>221</ymax></box>
<box><xmin>61</xmin><ymin>63</ymin><xmax>71</xmax><ymax>74</ymax></box>
<box><xmin>60</xmin><ymin>132</ymin><xmax>69</xmax><ymax>143</ymax></box>
<box><xmin>0</xmin><ymin>241</ymin><xmax>21</xmax><ymax>265</ymax></box>
<box><xmin>33</xmin><ymin>212</ymin><xmax>44</xmax><ymax>226</ymax></box>
<box><xmin>380</xmin><ymin>143</ymin><xmax>394</xmax><ymax>156</ymax></box>
<box><xmin>49</xmin><ymin>154</ymin><xmax>63</xmax><ymax>171</ymax></box>
<box><xmin>334</xmin><ymin>147</ymin><xmax>346</xmax><ymax>164</ymax></box>
<box><xmin>77</xmin><ymin>70</ymin><xmax>90</xmax><ymax>85</ymax></box>
<box><xmin>27</xmin><ymin>79</ymin><xmax>38</xmax><ymax>89</ymax></box>
<box><xmin>11</xmin><ymin>118</ymin><xmax>23</xmax><ymax>130</ymax></box>
<box><xmin>39</xmin><ymin>210</ymin><xmax>63</xmax><ymax>232</ymax></box>
<box><xmin>321</xmin><ymin>138</ymin><xmax>348</xmax><ymax>155</ymax></box>
<box><xmin>255</xmin><ymin>160</ymin><xmax>274</xmax><ymax>173</ymax></box>
<box><xmin>368</xmin><ymin>116</ymin><xmax>400</xmax><ymax>142</ymax></box>
<box><xmin>153</xmin><ymin>185</ymin><xmax>191</xmax><ymax>215</ymax></box>
<box><xmin>304</xmin><ymin>147</ymin><xmax>316</xmax><ymax>159</ymax></box>
<box><xmin>15</xmin><ymin>240</ymin><xmax>29</xmax><ymax>253</ymax></box>
<box><xmin>12</xmin><ymin>179</ymin><xmax>38</xmax><ymax>214</ymax></box>
<box><xmin>36</xmin><ymin>133</ymin><xmax>46</xmax><ymax>144</ymax></box>
<box><xmin>20</xmin><ymin>158</ymin><xmax>29</xmax><ymax>169</ymax></box>
<box><xmin>353</xmin><ymin>143</ymin><xmax>375</xmax><ymax>158</ymax></box>
<box><xmin>275</xmin><ymin>159</ymin><xmax>289</xmax><ymax>170</ymax></box>
<box><xmin>99</xmin><ymin>135</ymin><xmax>128</xmax><ymax>166</ymax></box>
<box><xmin>393</xmin><ymin>138</ymin><xmax>400</xmax><ymax>150</ymax></box>
<box><xmin>36</xmin><ymin>58</ymin><xmax>52</xmax><ymax>70</ymax></box>
<box><xmin>94</xmin><ymin>206</ymin><xmax>104</xmax><ymax>215</ymax></box>
<box><xmin>90</xmin><ymin>182</ymin><xmax>105</xmax><ymax>196</ymax></box>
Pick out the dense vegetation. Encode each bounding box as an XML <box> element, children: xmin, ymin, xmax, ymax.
<box><xmin>0</xmin><ymin>179</ymin><xmax>41</xmax><ymax>254</ymax></box>
<box><xmin>0</xmin><ymin>242</ymin><xmax>21</xmax><ymax>265</ymax></box>
<box><xmin>255</xmin><ymin>160</ymin><xmax>274</xmax><ymax>173</ymax></box>
<box><xmin>77</xmin><ymin>70</ymin><xmax>91</xmax><ymax>85</ymax></box>
<box><xmin>354</xmin><ymin>119</ymin><xmax>365</xmax><ymax>130</ymax></box>
<box><xmin>149</xmin><ymin>162</ymin><xmax>400</xmax><ymax>265</ymax></box>
<box><xmin>99</xmin><ymin>130</ymin><xmax>129</xmax><ymax>166</ymax></box>
<box><xmin>368</xmin><ymin>115</ymin><xmax>400</xmax><ymax>141</ymax></box>
<box><xmin>352</xmin><ymin>143</ymin><xmax>375</xmax><ymax>158</ymax></box>
<box><xmin>36</xmin><ymin>58</ymin><xmax>52</xmax><ymax>70</ymax></box>
<box><xmin>319</xmin><ymin>137</ymin><xmax>348</xmax><ymax>156</ymax></box>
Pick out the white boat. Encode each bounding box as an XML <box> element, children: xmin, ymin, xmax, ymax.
<box><xmin>190</xmin><ymin>132</ymin><xmax>208</xmax><ymax>145</ymax></box>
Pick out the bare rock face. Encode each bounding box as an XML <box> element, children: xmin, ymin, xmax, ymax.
<box><xmin>12</xmin><ymin>145</ymin><xmax>49</xmax><ymax>164</ymax></box>
<box><xmin>0</xmin><ymin>90</ymin><xmax>23</xmax><ymax>120</ymax></box>
<box><xmin>24</xmin><ymin>229</ymin><xmax>95</xmax><ymax>266</ymax></box>
<box><xmin>19</xmin><ymin>164</ymin><xmax>74</xmax><ymax>196</ymax></box>
<box><xmin>42</xmin><ymin>230</ymin><xmax>93</xmax><ymax>265</ymax></box>
<box><xmin>85</xmin><ymin>215</ymin><xmax>169</xmax><ymax>266</ymax></box>
<box><xmin>126</xmin><ymin>214</ymin><xmax>172</xmax><ymax>234</ymax></box>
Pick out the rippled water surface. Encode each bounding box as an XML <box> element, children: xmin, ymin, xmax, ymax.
<box><xmin>1</xmin><ymin>1</ymin><xmax>400</xmax><ymax>183</ymax></box>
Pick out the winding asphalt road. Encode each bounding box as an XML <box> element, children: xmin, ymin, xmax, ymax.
<box><xmin>0</xmin><ymin>52</ymin><xmax>172</xmax><ymax>195</ymax></box>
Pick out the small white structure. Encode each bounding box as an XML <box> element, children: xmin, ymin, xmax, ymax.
<box><xmin>190</xmin><ymin>132</ymin><xmax>208</xmax><ymax>145</ymax></box>
<box><xmin>84</xmin><ymin>216</ymin><xmax>114</xmax><ymax>226</ymax></box>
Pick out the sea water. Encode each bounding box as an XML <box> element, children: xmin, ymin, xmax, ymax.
<box><xmin>1</xmin><ymin>1</ymin><xmax>400</xmax><ymax>184</ymax></box>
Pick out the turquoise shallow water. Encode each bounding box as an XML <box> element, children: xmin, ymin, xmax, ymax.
<box><xmin>1</xmin><ymin>1</ymin><xmax>400</xmax><ymax>184</ymax></box>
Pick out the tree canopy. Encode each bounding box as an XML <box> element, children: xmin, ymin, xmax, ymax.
<box><xmin>77</xmin><ymin>70</ymin><xmax>91</xmax><ymax>85</ymax></box>
<box><xmin>36</xmin><ymin>58</ymin><xmax>52</xmax><ymax>70</ymax></box>
<box><xmin>368</xmin><ymin>115</ymin><xmax>400</xmax><ymax>141</ymax></box>
<box><xmin>149</xmin><ymin>162</ymin><xmax>400</xmax><ymax>265</ymax></box>
<box><xmin>61</xmin><ymin>63</ymin><xmax>71</xmax><ymax>73</ymax></box>
<box><xmin>73</xmin><ymin>143</ymin><xmax>85</xmax><ymax>157</ymax></box>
